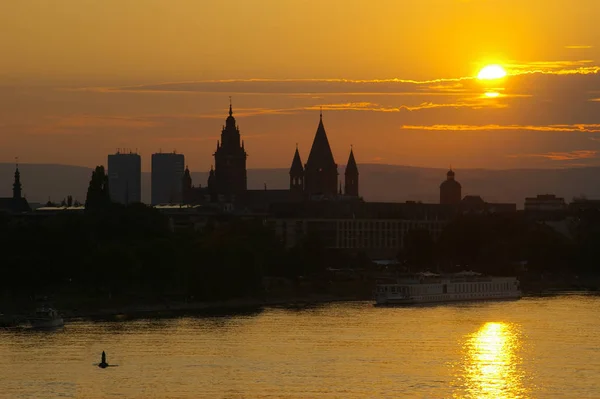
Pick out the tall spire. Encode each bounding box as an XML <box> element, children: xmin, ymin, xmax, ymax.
<box><xmin>229</xmin><ymin>96</ymin><xmax>233</xmax><ymax>117</ymax></box>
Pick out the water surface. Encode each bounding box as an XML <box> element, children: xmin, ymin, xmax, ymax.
<box><xmin>1</xmin><ymin>294</ymin><xmax>599</xmax><ymax>398</ymax></box>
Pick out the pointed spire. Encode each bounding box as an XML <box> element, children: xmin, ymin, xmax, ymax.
<box><xmin>290</xmin><ymin>146</ymin><xmax>304</xmax><ymax>174</ymax></box>
<box><xmin>229</xmin><ymin>96</ymin><xmax>233</xmax><ymax>117</ymax></box>
<box><xmin>345</xmin><ymin>146</ymin><xmax>358</xmax><ymax>176</ymax></box>
<box><xmin>306</xmin><ymin>111</ymin><xmax>336</xmax><ymax>169</ymax></box>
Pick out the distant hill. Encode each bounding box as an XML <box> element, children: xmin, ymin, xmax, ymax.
<box><xmin>2</xmin><ymin>163</ymin><xmax>600</xmax><ymax>208</ymax></box>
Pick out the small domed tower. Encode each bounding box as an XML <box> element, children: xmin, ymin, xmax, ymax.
<box><xmin>440</xmin><ymin>169</ymin><xmax>462</xmax><ymax>205</ymax></box>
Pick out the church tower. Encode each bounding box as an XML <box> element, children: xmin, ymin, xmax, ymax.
<box><xmin>344</xmin><ymin>147</ymin><xmax>359</xmax><ymax>197</ymax></box>
<box><xmin>304</xmin><ymin>112</ymin><xmax>338</xmax><ymax>197</ymax></box>
<box><xmin>213</xmin><ymin>100</ymin><xmax>247</xmax><ymax>195</ymax></box>
<box><xmin>440</xmin><ymin>169</ymin><xmax>462</xmax><ymax>204</ymax></box>
<box><xmin>289</xmin><ymin>145</ymin><xmax>304</xmax><ymax>193</ymax></box>
<box><xmin>13</xmin><ymin>164</ymin><xmax>22</xmax><ymax>199</ymax></box>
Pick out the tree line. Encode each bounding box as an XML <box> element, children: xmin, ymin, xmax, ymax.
<box><xmin>1</xmin><ymin>166</ymin><xmax>599</xmax><ymax>307</ymax></box>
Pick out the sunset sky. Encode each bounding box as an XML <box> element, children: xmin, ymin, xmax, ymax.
<box><xmin>1</xmin><ymin>0</ymin><xmax>600</xmax><ymax>172</ymax></box>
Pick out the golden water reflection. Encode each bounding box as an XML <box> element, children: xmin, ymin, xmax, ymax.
<box><xmin>462</xmin><ymin>322</ymin><xmax>526</xmax><ymax>399</ymax></box>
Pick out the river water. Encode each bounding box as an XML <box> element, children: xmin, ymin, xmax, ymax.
<box><xmin>1</xmin><ymin>294</ymin><xmax>599</xmax><ymax>399</ymax></box>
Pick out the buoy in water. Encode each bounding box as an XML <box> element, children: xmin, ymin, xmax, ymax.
<box><xmin>99</xmin><ymin>351</ymin><xmax>109</xmax><ymax>368</ymax></box>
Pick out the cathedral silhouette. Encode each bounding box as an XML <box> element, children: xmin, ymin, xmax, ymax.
<box><xmin>182</xmin><ymin>103</ymin><xmax>359</xmax><ymax>208</ymax></box>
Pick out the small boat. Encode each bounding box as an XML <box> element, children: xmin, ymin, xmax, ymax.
<box><xmin>29</xmin><ymin>307</ymin><xmax>64</xmax><ymax>329</ymax></box>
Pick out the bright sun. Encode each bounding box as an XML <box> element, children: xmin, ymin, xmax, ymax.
<box><xmin>477</xmin><ymin>65</ymin><xmax>507</xmax><ymax>80</ymax></box>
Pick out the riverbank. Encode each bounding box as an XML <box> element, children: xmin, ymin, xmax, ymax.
<box><xmin>518</xmin><ymin>273</ymin><xmax>600</xmax><ymax>294</ymax></box>
<box><xmin>59</xmin><ymin>294</ymin><xmax>367</xmax><ymax>321</ymax></box>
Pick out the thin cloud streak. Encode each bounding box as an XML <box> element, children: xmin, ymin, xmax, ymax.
<box><xmin>34</xmin><ymin>99</ymin><xmax>505</xmax><ymax>133</ymax></box>
<box><xmin>401</xmin><ymin>124</ymin><xmax>600</xmax><ymax>133</ymax></box>
<box><xmin>63</xmin><ymin>63</ymin><xmax>600</xmax><ymax>95</ymax></box>
<box><xmin>508</xmin><ymin>150</ymin><xmax>598</xmax><ymax>161</ymax></box>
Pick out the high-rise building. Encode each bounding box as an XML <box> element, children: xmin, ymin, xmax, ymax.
<box><xmin>108</xmin><ymin>151</ymin><xmax>141</xmax><ymax>204</ymax></box>
<box><xmin>151</xmin><ymin>152</ymin><xmax>185</xmax><ymax>205</ymax></box>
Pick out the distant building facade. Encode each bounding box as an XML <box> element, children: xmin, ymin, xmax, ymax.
<box><xmin>524</xmin><ymin>194</ymin><xmax>567</xmax><ymax>212</ymax></box>
<box><xmin>440</xmin><ymin>169</ymin><xmax>461</xmax><ymax>205</ymax></box>
<box><xmin>569</xmin><ymin>197</ymin><xmax>600</xmax><ymax>213</ymax></box>
<box><xmin>459</xmin><ymin>195</ymin><xmax>517</xmax><ymax>214</ymax></box>
<box><xmin>267</xmin><ymin>201</ymin><xmax>453</xmax><ymax>258</ymax></box>
<box><xmin>108</xmin><ymin>151</ymin><xmax>141</xmax><ymax>204</ymax></box>
<box><xmin>0</xmin><ymin>164</ymin><xmax>31</xmax><ymax>214</ymax></box>
<box><xmin>151</xmin><ymin>152</ymin><xmax>185</xmax><ymax>205</ymax></box>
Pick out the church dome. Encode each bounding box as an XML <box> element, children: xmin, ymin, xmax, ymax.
<box><xmin>440</xmin><ymin>169</ymin><xmax>461</xmax><ymax>189</ymax></box>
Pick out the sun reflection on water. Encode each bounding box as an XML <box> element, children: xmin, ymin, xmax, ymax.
<box><xmin>460</xmin><ymin>322</ymin><xmax>527</xmax><ymax>399</ymax></box>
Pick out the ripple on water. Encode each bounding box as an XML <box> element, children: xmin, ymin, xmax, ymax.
<box><xmin>0</xmin><ymin>295</ymin><xmax>599</xmax><ymax>398</ymax></box>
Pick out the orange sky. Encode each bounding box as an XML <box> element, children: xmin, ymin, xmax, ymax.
<box><xmin>1</xmin><ymin>0</ymin><xmax>600</xmax><ymax>171</ymax></box>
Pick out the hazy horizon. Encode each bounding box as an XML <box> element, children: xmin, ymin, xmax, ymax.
<box><xmin>4</xmin><ymin>163</ymin><xmax>600</xmax><ymax>207</ymax></box>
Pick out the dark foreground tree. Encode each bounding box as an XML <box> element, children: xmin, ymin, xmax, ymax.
<box><xmin>85</xmin><ymin>165</ymin><xmax>111</xmax><ymax>211</ymax></box>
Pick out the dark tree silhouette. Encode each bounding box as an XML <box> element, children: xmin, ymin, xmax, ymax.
<box><xmin>85</xmin><ymin>166</ymin><xmax>111</xmax><ymax>211</ymax></box>
<box><xmin>400</xmin><ymin>229</ymin><xmax>435</xmax><ymax>271</ymax></box>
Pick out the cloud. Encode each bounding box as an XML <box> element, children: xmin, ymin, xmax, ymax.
<box><xmin>400</xmin><ymin>124</ymin><xmax>600</xmax><ymax>133</ymax></box>
<box><xmin>61</xmin><ymin>60</ymin><xmax>600</xmax><ymax>98</ymax></box>
<box><xmin>565</xmin><ymin>45</ymin><xmax>593</xmax><ymax>49</ymax></box>
<box><xmin>508</xmin><ymin>150</ymin><xmax>598</xmax><ymax>161</ymax></box>
<box><xmin>306</xmin><ymin>100</ymin><xmax>504</xmax><ymax>113</ymax></box>
<box><xmin>504</xmin><ymin>60</ymin><xmax>600</xmax><ymax>75</ymax></box>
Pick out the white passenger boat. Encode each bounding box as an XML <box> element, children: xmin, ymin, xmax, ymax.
<box><xmin>29</xmin><ymin>307</ymin><xmax>64</xmax><ymax>329</ymax></box>
<box><xmin>374</xmin><ymin>271</ymin><xmax>521</xmax><ymax>306</ymax></box>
